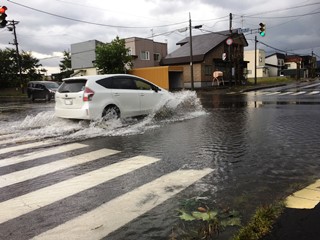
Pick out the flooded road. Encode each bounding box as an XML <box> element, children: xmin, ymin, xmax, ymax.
<box><xmin>1</xmin><ymin>83</ymin><xmax>320</xmax><ymax>239</ymax></box>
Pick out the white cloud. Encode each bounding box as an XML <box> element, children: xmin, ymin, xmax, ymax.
<box><xmin>1</xmin><ymin>0</ymin><xmax>319</xmax><ymax>74</ymax></box>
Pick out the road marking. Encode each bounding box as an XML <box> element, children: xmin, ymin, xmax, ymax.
<box><xmin>0</xmin><ymin>155</ymin><xmax>160</xmax><ymax>224</ymax></box>
<box><xmin>265</xmin><ymin>92</ymin><xmax>281</xmax><ymax>96</ymax></box>
<box><xmin>278</xmin><ymin>92</ymin><xmax>294</xmax><ymax>96</ymax></box>
<box><xmin>301</xmin><ymin>82</ymin><xmax>320</xmax><ymax>89</ymax></box>
<box><xmin>32</xmin><ymin>168</ymin><xmax>213</xmax><ymax>240</ymax></box>
<box><xmin>0</xmin><ymin>143</ymin><xmax>88</xmax><ymax>168</ymax></box>
<box><xmin>291</xmin><ymin>91</ymin><xmax>306</xmax><ymax>96</ymax></box>
<box><xmin>0</xmin><ymin>133</ymin><xmax>16</xmax><ymax>138</ymax></box>
<box><xmin>286</xmin><ymin>179</ymin><xmax>320</xmax><ymax>209</ymax></box>
<box><xmin>0</xmin><ymin>141</ymin><xmax>56</xmax><ymax>155</ymax></box>
<box><xmin>0</xmin><ymin>148</ymin><xmax>119</xmax><ymax>188</ymax></box>
<box><xmin>308</xmin><ymin>91</ymin><xmax>320</xmax><ymax>95</ymax></box>
<box><xmin>0</xmin><ymin>139</ymin><xmax>14</xmax><ymax>145</ymax></box>
<box><xmin>0</xmin><ymin>136</ymin><xmax>21</xmax><ymax>145</ymax></box>
<box><xmin>260</xmin><ymin>91</ymin><xmax>271</xmax><ymax>95</ymax></box>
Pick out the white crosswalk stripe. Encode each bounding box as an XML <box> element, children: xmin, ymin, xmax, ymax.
<box><xmin>0</xmin><ymin>140</ymin><xmax>56</xmax><ymax>155</ymax></box>
<box><xmin>0</xmin><ymin>141</ymin><xmax>213</xmax><ymax>239</ymax></box>
<box><xmin>0</xmin><ymin>155</ymin><xmax>160</xmax><ymax>224</ymax></box>
<box><xmin>265</xmin><ymin>91</ymin><xmax>281</xmax><ymax>96</ymax></box>
<box><xmin>0</xmin><ymin>148</ymin><xmax>119</xmax><ymax>188</ymax></box>
<box><xmin>308</xmin><ymin>91</ymin><xmax>320</xmax><ymax>95</ymax></box>
<box><xmin>291</xmin><ymin>91</ymin><xmax>306</xmax><ymax>96</ymax></box>
<box><xmin>0</xmin><ymin>143</ymin><xmax>87</xmax><ymax>167</ymax></box>
<box><xmin>278</xmin><ymin>91</ymin><xmax>294</xmax><ymax>95</ymax></box>
<box><xmin>32</xmin><ymin>168</ymin><xmax>213</xmax><ymax>240</ymax></box>
<box><xmin>238</xmin><ymin>90</ymin><xmax>320</xmax><ymax>96</ymax></box>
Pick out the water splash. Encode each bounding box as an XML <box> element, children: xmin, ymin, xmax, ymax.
<box><xmin>0</xmin><ymin>91</ymin><xmax>206</xmax><ymax>143</ymax></box>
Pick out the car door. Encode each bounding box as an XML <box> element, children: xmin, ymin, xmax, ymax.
<box><xmin>34</xmin><ymin>84</ymin><xmax>43</xmax><ymax>99</ymax></box>
<box><xmin>111</xmin><ymin>77</ymin><xmax>141</xmax><ymax>117</ymax></box>
<box><xmin>134</xmin><ymin>78</ymin><xmax>164</xmax><ymax>115</ymax></box>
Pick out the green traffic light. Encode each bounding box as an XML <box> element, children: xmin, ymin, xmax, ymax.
<box><xmin>259</xmin><ymin>22</ymin><xmax>266</xmax><ymax>37</ymax></box>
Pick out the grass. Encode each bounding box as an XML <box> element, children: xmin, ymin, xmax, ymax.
<box><xmin>0</xmin><ymin>88</ymin><xmax>26</xmax><ymax>97</ymax></box>
<box><xmin>247</xmin><ymin>76</ymin><xmax>293</xmax><ymax>85</ymax></box>
<box><xmin>232</xmin><ymin>201</ymin><xmax>285</xmax><ymax>240</ymax></box>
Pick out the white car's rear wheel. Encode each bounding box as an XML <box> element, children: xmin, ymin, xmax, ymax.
<box><xmin>102</xmin><ymin>106</ymin><xmax>120</xmax><ymax>120</ymax></box>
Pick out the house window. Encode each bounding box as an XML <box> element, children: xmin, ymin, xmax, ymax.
<box><xmin>204</xmin><ymin>65</ymin><xmax>212</xmax><ymax>76</ymax></box>
<box><xmin>154</xmin><ymin>53</ymin><xmax>161</xmax><ymax>62</ymax></box>
<box><xmin>140</xmin><ymin>51</ymin><xmax>150</xmax><ymax>60</ymax></box>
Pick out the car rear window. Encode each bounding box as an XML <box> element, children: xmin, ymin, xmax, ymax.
<box><xmin>44</xmin><ymin>82</ymin><xmax>59</xmax><ymax>89</ymax></box>
<box><xmin>58</xmin><ymin>79</ymin><xmax>87</xmax><ymax>93</ymax></box>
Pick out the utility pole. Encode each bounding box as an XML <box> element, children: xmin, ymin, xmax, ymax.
<box><xmin>254</xmin><ymin>35</ymin><xmax>257</xmax><ymax>85</ymax></box>
<box><xmin>189</xmin><ymin>12</ymin><xmax>194</xmax><ymax>90</ymax></box>
<box><xmin>8</xmin><ymin>20</ymin><xmax>23</xmax><ymax>93</ymax></box>
<box><xmin>229</xmin><ymin>13</ymin><xmax>232</xmax><ymax>34</ymax></box>
<box><xmin>229</xmin><ymin>13</ymin><xmax>232</xmax><ymax>86</ymax></box>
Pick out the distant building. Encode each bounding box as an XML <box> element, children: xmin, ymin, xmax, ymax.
<box><xmin>71</xmin><ymin>40</ymin><xmax>103</xmax><ymax>76</ymax></box>
<box><xmin>244</xmin><ymin>49</ymin><xmax>269</xmax><ymax>78</ymax></box>
<box><xmin>125</xmin><ymin>37</ymin><xmax>167</xmax><ymax>69</ymax></box>
<box><xmin>70</xmin><ymin>38</ymin><xmax>168</xmax><ymax>77</ymax></box>
<box><xmin>265</xmin><ymin>53</ymin><xmax>286</xmax><ymax>77</ymax></box>
<box><xmin>281</xmin><ymin>55</ymin><xmax>316</xmax><ymax>79</ymax></box>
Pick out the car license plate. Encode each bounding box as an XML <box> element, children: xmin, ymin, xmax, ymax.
<box><xmin>65</xmin><ymin>99</ymin><xmax>73</xmax><ymax>105</ymax></box>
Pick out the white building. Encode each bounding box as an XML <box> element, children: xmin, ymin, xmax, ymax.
<box><xmin>265</xmin><ymin>53</ymin><xmax>286</xmax><ymax>77</ymax></box>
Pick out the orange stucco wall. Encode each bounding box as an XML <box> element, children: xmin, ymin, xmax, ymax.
<box><xmin>129</xmin><ymin>66</ymin><xmax>170</xmax><ymax>90</ymax></box>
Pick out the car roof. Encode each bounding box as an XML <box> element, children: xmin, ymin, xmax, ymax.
<box><xmin>28</xmin><ymin>81</ymin><xmax>57</xmax><ymax>84</ymax></box>
<box><xmin>62</xmin><ymin>74</ymin><xmax>139</xmax><ymax>82</ymax></box>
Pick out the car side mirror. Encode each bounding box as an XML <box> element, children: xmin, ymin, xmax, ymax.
<box><xmin>152</xmin><ymin>86</ymin><xmax>160</xmax><ymax>92</ymax></box>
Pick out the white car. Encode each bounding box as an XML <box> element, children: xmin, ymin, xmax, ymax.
<box><xmin>55</xmin><ymin>74</ymin><xmax>170</xmax><ymax>120</ymax></box>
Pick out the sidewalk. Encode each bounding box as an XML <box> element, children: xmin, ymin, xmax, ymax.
<box><xmin>263</xmin><ymin>203</ymin><xmax>320</xmax><ymax>240</ymax></box>
<box><xmin>263</xmin><ymin>179</ymin><xmax>320</xmax><ymax>240</ymax></box>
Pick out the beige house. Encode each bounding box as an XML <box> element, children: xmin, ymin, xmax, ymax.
<box><xmin>244</xmin><ymin>49</ymin><xmax>269</xmax><ymax>78</ymax></box>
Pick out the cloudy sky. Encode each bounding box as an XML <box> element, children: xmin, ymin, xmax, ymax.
<box><xmin>1</xmin><ymin>0</ymin><xmax>319</xmax><ymax>74</ymax></box>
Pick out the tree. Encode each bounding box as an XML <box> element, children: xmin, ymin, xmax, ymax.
<box><xmin>20</xmin><ymin>50</ymin><xmax>42</xmax><ymax>80</ymax></box>
<box><xmin>95</xmin><ymin>36</ymin><xmax>133</xmax><ymax>74</ymax></box>
<box><xmin>0</xmin><ymin>48</ymin><xmax>42</xmax><ymax>88</ymax></box>
<box><xmin>59</xmin><ymin>50</ymin><xmax>73</xmax><ymax>78</ymax></box>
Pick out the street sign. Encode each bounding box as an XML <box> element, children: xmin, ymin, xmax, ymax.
<box><xmin>237</xmin><ymin>28</ymin><xmax>250</xmax><ymax>34</ymax></box>
<box><xmin>226</xmin><ymin>38</ymin><xmax>233</xmax><ymax>46</ymax></box>
<box><xmin>222</xmin><ymin>53</ymin><xmax>226</xmax><ymax>61</ymax></box>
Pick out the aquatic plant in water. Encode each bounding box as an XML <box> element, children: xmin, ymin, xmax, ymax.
<box><xmin>170</xmin><ymin>197</ymin><xmax>241</xmax><ymax>239</ymax></box>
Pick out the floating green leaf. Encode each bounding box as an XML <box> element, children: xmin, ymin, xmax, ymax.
<box><xmin>178</xmin><ymin>210</ymin><xmax>196</xmax><ymax>221</ymax></box>
<box><xmin>192</xmin><ymin>210</ymin><xmax>218</xmax><ymax>221</ymax></box>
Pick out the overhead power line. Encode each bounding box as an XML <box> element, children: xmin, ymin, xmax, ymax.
<box><xmin>235</xmin><ymin>2</ymin><xmax>320</xmax><ymax>18</ymax></box>
<box><xmin>258</xmin><ymin>40</ymin><xmax>305</xmax><ymax>56</ymax></box>
<box><xmin>243</xmin><ymin>11</ymin><xmax>320</xmax><ymax>19</ymax></box>
<box><xmin>7</xmin><ymin>0</ymin><xmax>188</xmax><ymax>29</ymax></box>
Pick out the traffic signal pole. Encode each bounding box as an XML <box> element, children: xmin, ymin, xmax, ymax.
<box><xmin>254</xmin><ymin>35</ymin><xmax>257</xmax><ymax>85</ymax></box>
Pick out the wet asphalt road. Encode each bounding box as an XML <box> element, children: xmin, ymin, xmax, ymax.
<box><xmin>0</xmin><ymin>80</ymin><xmax>320</xmax><ymax>240</ymax></box>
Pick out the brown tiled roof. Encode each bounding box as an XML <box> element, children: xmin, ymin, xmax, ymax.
<box><xmin>162</xmin><ymin>30</ymin><xmax>248</xmax><ymax>65</ymax></box>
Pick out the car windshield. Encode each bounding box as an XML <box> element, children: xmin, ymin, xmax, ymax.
<box><xmin>58</xmin><ymin>79</ymin><xmax>87</xmax><ymax>93</ymax></box>
<box><xmin>44</xmin><ymin>82</ymin><xmax>59</xmax><ymax>89</ymax></box>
